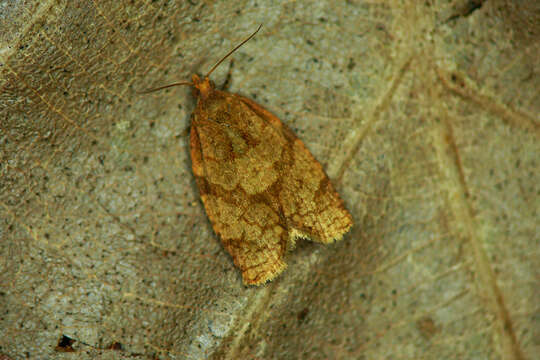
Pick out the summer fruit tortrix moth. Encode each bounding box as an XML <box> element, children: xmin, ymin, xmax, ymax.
<box><xmin>144</xmin><ymin>26</ymin><xmax>353</xmax><ymax>285</ymax></box>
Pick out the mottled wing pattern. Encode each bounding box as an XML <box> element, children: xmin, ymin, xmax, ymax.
<box><xmin>190</xmin><ymin>88</ymin><xmax>352</xmax><ymax>285</ymax></box>
<box><xmin>239</xmin><ymin>96</ymin><xmax>353</xmax><ymax>244</ymax></box>
<box><xmin>190</xmin><ymin>90</ymin><xmax>289</xmax><ymax>285</ymax></box>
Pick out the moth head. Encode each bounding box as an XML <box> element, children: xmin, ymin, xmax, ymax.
<box><xmin>192</xmin><ymin>74</ymin><xmax>214</xmax><ymax>100</ymax></box>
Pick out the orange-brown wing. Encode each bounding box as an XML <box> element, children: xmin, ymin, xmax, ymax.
<box><xmin>237</xmin><ymin>94</ymin><xmax>353</xmax><ymax>244</ymax></box>
<box><xmin>189</xmin><ymin>91</ymin><xmax>289</xmax><ymax>285</ymax></box>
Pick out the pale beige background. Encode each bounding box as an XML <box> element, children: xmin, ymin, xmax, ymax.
<box><xmin>0</xmin><ymin>1</ymin><xmax>538</xmax><ymax>359</ymax></box>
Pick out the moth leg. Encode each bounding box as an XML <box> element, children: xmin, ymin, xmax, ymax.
<box><xmin>220</xmin><ymin>59</ymin><xmax>235</xmax><ymax>91</ymax></box>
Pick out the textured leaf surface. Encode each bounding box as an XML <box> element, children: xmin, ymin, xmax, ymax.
<box><xmin>0</xmin><ymin>1</ymin><xmax>538</xmax><ymax>359</ymax></box>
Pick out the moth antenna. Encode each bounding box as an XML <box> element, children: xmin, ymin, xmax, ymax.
<box><xmin>139</xmin><ymin>25</ymin><xmax>262</xmax><ymax>94</ymax></box>
<box><xmin>138</xmin><ymin>81</ymin><xmax>193</xmax><ymax>94</ymax></box>
<box><xmin>205</xmin><ymin>24</ymin><xmax>262</xmax><ymax>78</ymax></box>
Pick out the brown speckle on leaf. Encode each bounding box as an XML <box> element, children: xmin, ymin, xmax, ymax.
<box><xmin>55</xmin><ymin>335</ymin><xmax>76</xmax><ymax>352</ymax></box>
<box><xmin>416</xmin><ymin>316</ymin><xmax>440</xmax><ymax>339</ymax></box>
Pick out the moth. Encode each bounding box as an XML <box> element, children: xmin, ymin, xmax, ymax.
<box><xmin>144</xmin><ymin>26</ymin><xmax>353</xmax><ymax>285</ymax></box>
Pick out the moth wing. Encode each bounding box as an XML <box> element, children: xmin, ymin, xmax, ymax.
<box><xmin>221</xmin><ymin>225</ymin><xmax>288</xmax><ymax>285</ymax></box>
<box><xmin>190</xmin><ymin>96</ymin><xmax>288</xmax><ymax>285</ymax></box>
<box><xmin>280</xmin><ymin>137</ymin><xmax>353</xmax><ymax>243</ymax></box>
<box><xmin>237</xmin><ymin>95</ymin><xmax>353</xmax><ymax>244</ymax></box>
